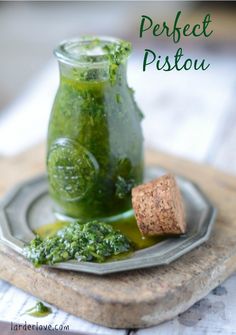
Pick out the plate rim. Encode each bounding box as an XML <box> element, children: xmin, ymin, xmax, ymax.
<box><xmin>0</xmin><ymin>168</ymin><xmax>217</xmax><ymax>275</ymax></box>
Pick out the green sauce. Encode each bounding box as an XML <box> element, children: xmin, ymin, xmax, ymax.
<box><xmin>24</xmin><ymin>221</ymin><xmax>132</xmax><ymax>266</ymax></box>
<box><xmin>28</xmin><ymin>216</ymin><xmax>163</xmax><ymax>266</ymax></box>
<box><xmin>24</xmin><ymin>301</ymin><xmax>52</xmax><ymax>318</ymax></box>
<box><xmin>47</xmin><ymin>37</ymin><xmax>143</xmax><ymax>221</ymax></box>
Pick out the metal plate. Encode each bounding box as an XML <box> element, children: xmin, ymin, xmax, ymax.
<box><xmin>0</xmin><ymin>167</ymin><xmax>217</xmax><ymax>275</ymax></box>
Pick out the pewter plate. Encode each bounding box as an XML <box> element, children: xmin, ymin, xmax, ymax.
<box><xmin>0</xmin><ymin>167</ymin><xmax>217</xmax><ymax>275</ymax></box>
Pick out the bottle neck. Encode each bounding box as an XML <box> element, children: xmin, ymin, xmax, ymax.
<box><xmin>58</xmin><ymin>60</ymin><xmax>128</xmax><ymax>86</ymax></box>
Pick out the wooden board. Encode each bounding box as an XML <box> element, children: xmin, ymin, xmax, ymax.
<box><xmin>0</xmin><ymin>144</ymin><xmax>236</xmax><ymax>329</ymax></box>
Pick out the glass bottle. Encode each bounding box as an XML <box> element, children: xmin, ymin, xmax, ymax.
<box><xmin>47</xmin><ymin>36</ymin><xmax>143</xmax><ymax>222</ymax></box>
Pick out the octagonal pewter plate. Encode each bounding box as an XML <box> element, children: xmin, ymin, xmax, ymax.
<box><xmin>0</xmin><ymin>167</ymin><xmax>217</xmax><ymax>275</ymax></box>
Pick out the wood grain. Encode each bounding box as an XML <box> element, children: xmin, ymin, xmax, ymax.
<box><xmin>0</xmin><ymin>144</ymin><xmax>236</xmax><ymax>328</ymax></box>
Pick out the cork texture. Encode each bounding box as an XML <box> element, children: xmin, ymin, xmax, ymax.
<box><xmin>132</xmin><ymin>174</ymin><xmax>186</xmax><ymax>236</ymax></box>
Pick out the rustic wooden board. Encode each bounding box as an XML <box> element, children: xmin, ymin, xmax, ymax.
<box><xmin>0</xmin><ymin>144</ymin><xmax>236</xmax><ymax>329</ymax></box>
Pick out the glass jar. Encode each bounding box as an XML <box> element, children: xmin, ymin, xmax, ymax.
<box><xmin>47</xmin><ymin>36</ymin><xmax>144</xmax><ymax>222</ymax></box>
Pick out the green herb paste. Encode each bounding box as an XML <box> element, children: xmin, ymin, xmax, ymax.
<box><xmin>47</xmin><ymin>37</ymin><xmax>143</xmax><ymax>220</ymax></box>
<box><xmin>24</xmin><ymin>301</ymin><xmax>52</xmax><ymax>318</ymax></box>
<box><xmin>24</xmin><ymin>221</ymin><xmax>132</xmax><ymax>266</ymax></box>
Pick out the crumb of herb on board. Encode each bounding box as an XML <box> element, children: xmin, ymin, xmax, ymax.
<box><xmin>23</xmin><ymin>301</ymin><xmax>52</xmax><ymax>318</ymax></box>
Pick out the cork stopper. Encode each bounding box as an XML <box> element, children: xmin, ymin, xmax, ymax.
<box><xmin>132</xmin><ymin>174</ymin><xmax>186</xmax><ymax>236</ymax></box>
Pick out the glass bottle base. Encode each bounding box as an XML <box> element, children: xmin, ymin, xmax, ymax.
<box><xmin>54</xmin><ymin>208</ymin><xmax>134</xmax><ymax>224</ymax></box>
